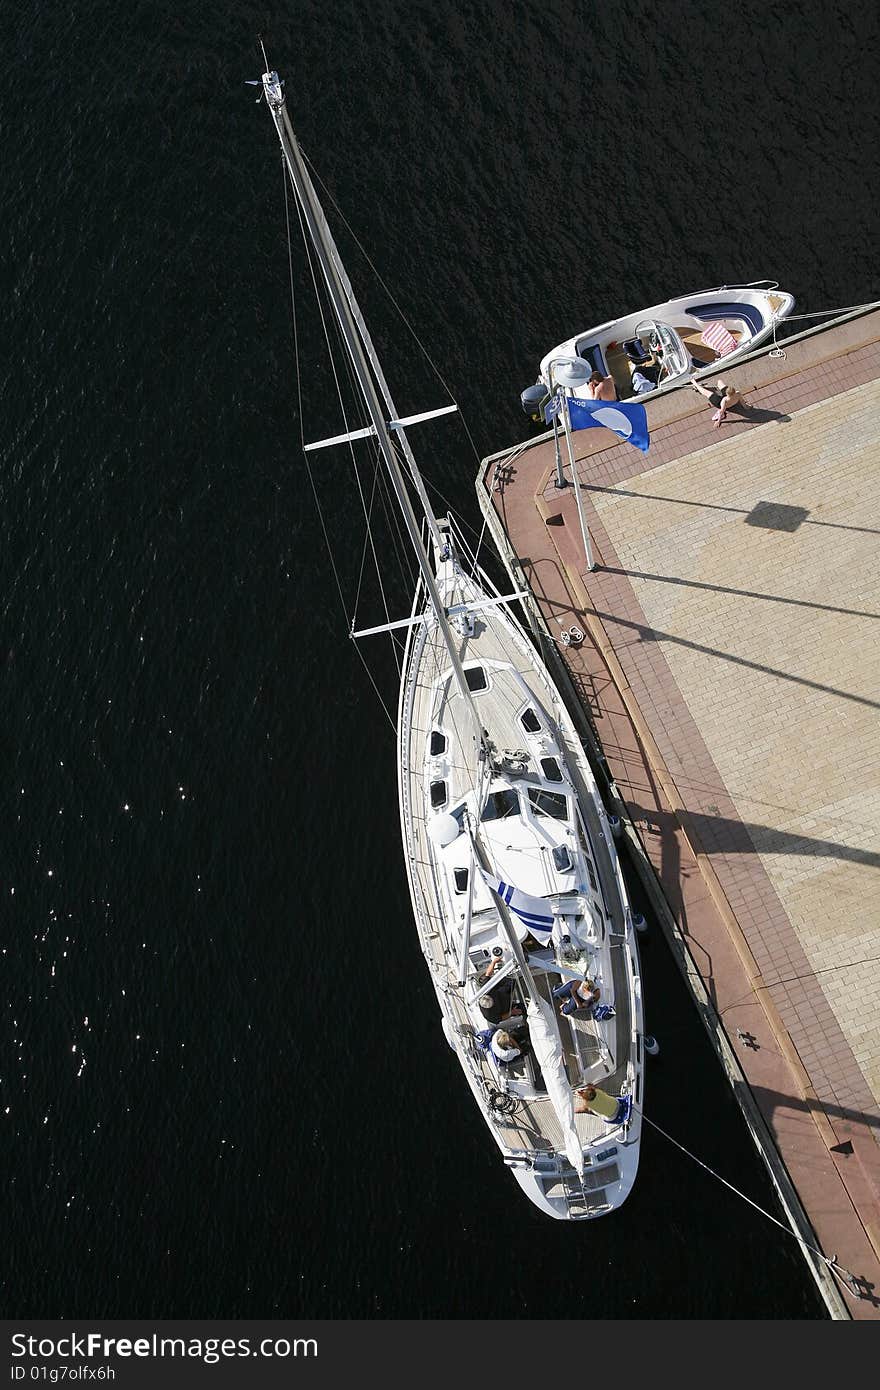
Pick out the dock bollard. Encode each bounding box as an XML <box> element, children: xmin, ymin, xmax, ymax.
<box><xmin>609</xmin><ymin>814</ymin><xmax>622</xmax><ymax>839</ymax></box>
<box><xmin>643</xmin><ymin>1035</ymin><xmax>659</xmax><ymax>1057</ymax></box>
<box><xmin>633</xmin><ymin>912</ymin><xmax>647</xmax><ymax>934</ymax></box>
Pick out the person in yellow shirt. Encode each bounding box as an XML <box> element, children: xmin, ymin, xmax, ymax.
<box><xmin>575</xmin><ymin>1085</ymin><xmax>632</xmax><ymax>1124</ymax></box>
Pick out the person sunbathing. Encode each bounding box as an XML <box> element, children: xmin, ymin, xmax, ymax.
<box><xmin>690</xmin><ymin>374</ymin><xmax>750</xmax><ymax>426</ymax></box>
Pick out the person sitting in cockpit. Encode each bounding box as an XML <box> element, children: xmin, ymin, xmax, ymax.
<box><xmin>478</xmin><ymin>955</ymin><xmax>524</xmax><ymax>1026</ymax></box>
<box><xmin>490</xmin><ymin>1028</ymin><xmax>523</xmax><ymax>1063</ymax></box>
<box><xmin>629</xmin><ymin>360</ymin><xmax>657</xmax><ymax>395</ymax></box>
<box><xmin>552</xmin><ymin>976</ymin><xmax>615</xmax><ymax>1020</ymax></box>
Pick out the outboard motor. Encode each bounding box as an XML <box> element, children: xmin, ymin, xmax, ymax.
<box><xmin>520</xmin><ymin>381</ymin><xmax>550</xmax><ymax>423</ymax></box>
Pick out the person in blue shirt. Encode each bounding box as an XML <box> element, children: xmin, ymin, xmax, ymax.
<box><xmin>552</xmin><ymin>976</ymin><xmax>616</xmax><ymax>1020</ymax></box>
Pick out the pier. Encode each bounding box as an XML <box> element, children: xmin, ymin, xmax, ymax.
<box><xmin>476</xmin><ymin>306</ymin><xmax>880</xmax><ymax>1319</ymax></box>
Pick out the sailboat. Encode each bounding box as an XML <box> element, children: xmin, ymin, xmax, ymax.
<box><xmin>261</xmin><ymin>57</ymin><xmax>645</xmax><ymax>1219</ymax></box>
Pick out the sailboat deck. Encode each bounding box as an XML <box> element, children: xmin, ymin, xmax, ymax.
<box><xmin>402</xmin><ymin>574</ymin><xmax>636</xmax><ymax>1159</ymax></box>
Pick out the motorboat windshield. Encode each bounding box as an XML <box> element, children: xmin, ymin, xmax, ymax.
<box><xmin>634</xmin><ymin>319</ymin><xmax>690</xmax><ymax>383</ymax></box>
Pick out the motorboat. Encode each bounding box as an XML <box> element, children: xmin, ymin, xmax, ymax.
<box><xmin>523</xmin><ymin>283</ymin><xmax>794</xmax><ymax>416</ymax></box>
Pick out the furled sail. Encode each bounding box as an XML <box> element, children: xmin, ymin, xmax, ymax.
<box><xmin>526</xmin><ymin>992</ymin><xmax>584</xmax><ymax>1178</ymax></box>
<box><xmin>478</xmin><ymin>869</ymin><xmax>554</xmax><ymax>942</ymax></box>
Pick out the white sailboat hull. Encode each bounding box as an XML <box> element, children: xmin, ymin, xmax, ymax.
<box><xmin>397</xmin><ymin>524</ymin><xmax>644</xmax><ymax>1220</ymax></box>
<box><xmin>262</xmin><ymin>62</ymin><xmax>644</xmax><ymax>1221</ymax></box>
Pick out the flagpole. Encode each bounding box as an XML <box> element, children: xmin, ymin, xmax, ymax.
<box><xmin>560</xmin><ymin>391</ymin><xmax>596</xmax><ymax>573</ymax></box>
<box><xmin>548</xmin><ymin>366</ymin><xmax>567</xmax><ymax>490</ymax></box>
<box><xmin>552</xmin><ymin>412</ymin><xmax>565</xmax><ymax>490</ymax></box>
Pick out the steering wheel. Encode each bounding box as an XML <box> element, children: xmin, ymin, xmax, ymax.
<box><xmin>649</xmin><ymin>329</ymin><xmax>674</xmax><ymax>383</ymax></box>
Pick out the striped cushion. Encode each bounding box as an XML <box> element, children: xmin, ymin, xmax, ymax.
<box><xmin>701</xmin><ymin>320</ymin><xmax>739</xmax><ymax>356</ymax></box>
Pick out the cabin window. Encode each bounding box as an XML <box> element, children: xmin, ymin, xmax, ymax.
<box><xmin>430</xmin><ymin>729</ymin><xmax>447</xmax><ymax>756</ymax></box>
<box><xmin>453</xmin><ymin>867</ymin><xmax>469</xmax><ymax>895</ymax></box>
<box><xmin>527</xmin><ymin>787</ymin><xmax>568</xmax><ymax>821</ymax></box>
<box><xmin>520</xmin><ymin>707</ymin><xmax>541</xmax><ymax>734</ymax></box>
<box><xmin>430</xmin><ymin>780</ymin><xmax>448</xmax><ymax>809</ymax></box>
<box><xmin>552</xmin><ymin>845</ymin><xmax>573</xmax><ymax>873</ymax></box>
<box><xmin>540</xmin><ymin>756</ymin><xmax>563</xmax><ymax>783</ymax></box>
<box><xmin>464</xmin><ymin>665</ymin><xmax>488</xmax><ymax>693</ymax></box>
<box><xmin>481</xmin><ymin>789</ymin><xmax>519</xmax><ymax>821</ymax></box>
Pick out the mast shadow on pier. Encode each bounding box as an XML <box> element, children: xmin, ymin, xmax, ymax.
<box><xmin>590</xmin><ymin>607</ymin><xmax>880</xmax><ymax>713</ymax></box>
<box><xmin>585</xmin><ymin>484</ymin><xmax>880</xmax><ymax>538</ymax></box>
<box><xmin>747</xmin><ymin>1081</ymin><xmax>880</xmax><ymax>1139</ymax></box>
<box><xmin>598</xmin><ymin>565</ymin><xmax>880</xmax><ymax>623</ymax></box>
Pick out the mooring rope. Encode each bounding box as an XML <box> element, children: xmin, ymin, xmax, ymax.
<box><xmin>785</xmin><ymin>298</ymin><xmax>880</xmax><ymax>321</ymax></box>
<box><xmin>639</xmin><ymin>1109</ymin><xmax>862</xmax><ymax>1302</ymax></box>
<box><xmin>769</xmin><ymin>297</ymin><xmax>880</xmax><ymax>361</ymax></box>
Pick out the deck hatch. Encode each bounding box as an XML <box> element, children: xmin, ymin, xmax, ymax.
<box><xmin>464</xmin><ymin>665</ymin><xmax>488</xmax><ymax>693</ymax></box>
<box><xmin>430</xmin><ymin>779</ymin><xmax>448</xmax><ymax>809</ymax></box>
<box><xmin>528</xmin><ymin>787</ymin><xmax>568</xmax><ymax>820</ymax></box>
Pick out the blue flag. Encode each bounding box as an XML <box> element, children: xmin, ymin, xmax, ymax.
<box><xmin>566</xmin><ymin>397</ymin><xmax>650</xmax><ymax>452</ymax></box>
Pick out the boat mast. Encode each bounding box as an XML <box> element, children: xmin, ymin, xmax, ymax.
<box><xmin>262</xmin><ymin>59</ymin><xmax>484</xmax><ymax>720</ymax></box>
<box><xmin>278</xmin><ymin>135</ymin><xmax>444</xmax><ymax>556</ymax></box>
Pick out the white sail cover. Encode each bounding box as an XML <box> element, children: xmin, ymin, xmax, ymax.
<box><xmin>526</xmin><ymin>992</ymin><xmax>584</xmax><ymax>1178</ymax></box>
<box><xmin>479</xmin><ymin>869</ymin><xmax>554</xmax><ymax>942</ymax></box>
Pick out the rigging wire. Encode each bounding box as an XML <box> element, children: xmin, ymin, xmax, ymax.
<box><xmin>333</xmin><ymin>342</ymin><xmax>418</xmax><ymax>628</ymax></box>
<box><xmin>287</xmin><ymin>171</ymin><xmax>403</xmax><ymax>678</ymax></box>
<box><xmin>351</xmin><ymin>449</ymin><xmax>385</xmax><ymax>627</ymax></box>
<box><xmin>281</xmin><ymin>158</ymin><xmax>397</xmax><ymax>730</ymax></box>
<box><xmin>376</xmin><ymin>446</ymin><xmax>419</xmax><ymax>590</ymax></box>
<box><xmin>468</xmin><ymin>516</ymin><xmax>490</xmax><ymax>579</ymax></box>
<box><xmin>296</xmin><ymin>204</ymin><xmax>398</xmax><ymax>651</ymax></box>
<box><xmin>638</xmin><ymin>1109</ymin><xmax>862</xmax><ymax>1301</ymax></box>
<box><xmin>412</xmin><ymin>463</ymin><xmax>486</xmax><ymax>548</ymax></box>
<box><xmin>302</xmin><ymin>156</ymin><xmax>487</xmax><ymax>468</ymax></box>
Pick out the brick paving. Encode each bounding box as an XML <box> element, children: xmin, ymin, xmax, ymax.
<box><xmin>480</xmin><ymin>309</ymin><xmax>880</xmax><ymax>1318</ymax></box>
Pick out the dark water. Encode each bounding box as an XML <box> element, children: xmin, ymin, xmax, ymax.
<box><xmin>3</xmin><ymin>0</ymin><xmax>876</xmax><ymax>1319</ymax></box>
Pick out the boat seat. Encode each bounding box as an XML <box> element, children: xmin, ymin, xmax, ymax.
<box><xmin>686</xmin><ymin>300</ymin><xmax>765</xmax><ymax>337</ymax></box>
<box><xmin>622</xmin><ymin>337</ymin><xmax>650</xmax><ymax>364</ymax></box>
<box><xmin>576</xmin><ymin>343</ymin><xmax>607</xmax><ymax>376</ymax></box>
